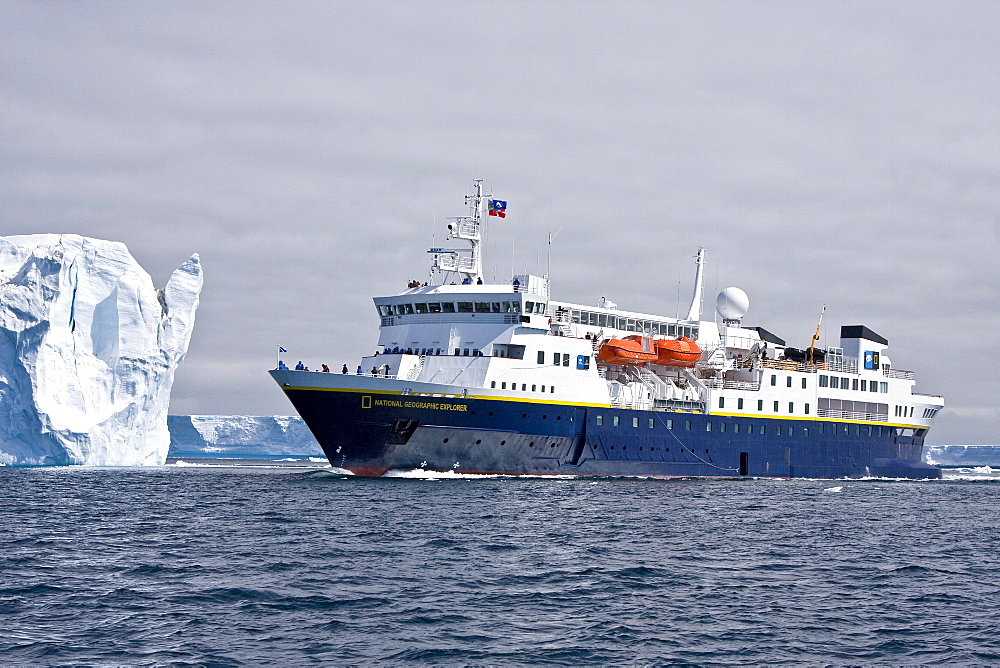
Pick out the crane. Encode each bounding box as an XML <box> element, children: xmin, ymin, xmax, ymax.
<box><xmin>808</xmin><ymin>304</ymin><xmax>826</xmax><ymax>365</ymax></box>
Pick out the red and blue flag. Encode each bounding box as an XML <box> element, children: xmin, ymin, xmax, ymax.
<box><xmin>488</xmin><ymin>199</ymin><xmax>507</xmax><ymax>218</ymax></box>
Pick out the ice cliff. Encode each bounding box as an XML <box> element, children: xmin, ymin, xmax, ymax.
<box><xmin>0</xmin><ymin>234</ymin><xmax>202</xmax><ymax>466</ymax></box>
<box><xmin>167</xmin><ymin>415</ymin><xmax>322</xmax><ymax>457</ymax></box>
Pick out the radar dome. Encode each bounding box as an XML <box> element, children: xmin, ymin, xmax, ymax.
<box><xmin>716</xmin><ymin>287</ymin><xmax>749</xmax><ymax>321</ymax></box>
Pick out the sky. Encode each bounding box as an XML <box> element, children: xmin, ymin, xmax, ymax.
<box><xmin>2</xmin><ymin>0</ymin><xmax>997</xmax><ymax>445</ymax></box>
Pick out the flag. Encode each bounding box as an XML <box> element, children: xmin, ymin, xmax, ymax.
<box><xmin>488</xmin><ymin>199</ymin><xmax>507</xmax><ymax>218</ymax></box>
<box><xmin>279</xmin><ymin>346</ymin><xmax>287</xmax><ymax>353</ymax></box>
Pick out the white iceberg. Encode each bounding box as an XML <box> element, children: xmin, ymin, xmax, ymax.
<box><xmin>0</xmin><ymin>234</ymin><xmax>202</xmax><ymax>466</ymax></box>
<box><xmin>167</xmin><ymin>415</ymin><xmax>322</xmax><ymax>457</ymax></box>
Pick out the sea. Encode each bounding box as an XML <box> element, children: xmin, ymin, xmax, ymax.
<box><xmin>2</xmin><ymin>461</ymin><xmax>999</xmax><ymax>666</ymax></box>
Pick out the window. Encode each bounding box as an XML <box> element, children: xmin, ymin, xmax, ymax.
<box><xmin>521</xmin><ymin>384</ymin><xmax>526</xmax><ymax>391</ymax></box>
<box><xmin>551</xmin><ymin>386</ymin><xmax>555</xmax><ymax>393</ymax></box>
<box><xmin>563</xmin><ymin>353</ymin><xmax>570</xmax><ymax>367</ymax></box>
<box><xmin>841</xmin><ymin>377</ymin><xmax>850</xmax><ymax>390</ymax></box>
<box><xmin>720</xmin><ymin>422</ymin><xmax>727</xmax><ymax>433</ymax></box>
<box><xmin>706</xmin><ymin>422</ymin><xmax>712</xmax><ymax>432</ymax></box>
<box><xmin>490</xmin><ymin>381</ymin><xmax>496</xmax><ymax>388</ymax></box>
<box><xmin>852</xmin><ymin>378</ymin><xmax>859</xmax><ymax>391</ymax></box>
<box><xmin>880</xmin><ymin>382</ymin><xmax>888</xmax><ymax>393</ymax></box>
<box><xmin>789</xmin><ymin>402</ymin><xmax>794</xmax><ymax>413</ymax></box>
<box><xmin>803</xmin><ymin>428</ymin><xmax>808</xmax><ymax>437</ymax></box>
<box><xmin>472</xmin><ymin>349</ymin><xmax>480</xmax><ymax>357</ymax></box>
<box><xmin>428</xmin><ymin>302</ymin><xmax>442</xmax><ymax>313</ymax></box>
<box><xmin>861</xmin><ymin>380</ymin><xmax>867</xmax><ymax>391</ymax></box>
<box><xmin>596</xmin><ymin>415</ymin><xmax>603</xmax><ymax>425</ymax></box>
<box><xmin>787</xmin><ymin>377</ymin><xmax>792</xmax><ymax>388</ymax></box>
<box><xmin>802</xmin><ymin>378</ymin><xmax>807</xmax><ymax>389</ymax></box>
<box><xmin>531</xmin><ymin>384</ymin><xmax>536</xmax><ymax>392</ymax></box>
<box><xmin>632</xmin><ymin>417</ymin><xmax>639</xmax><ymax>428</ymax></box>
<box><xmin>613</xmin><ymin>416</ymin><xmax>620</xmax><ymax>427</ymax></box>
<box><xmin>525</xmin><ymin>301</ymin><xmax>535</xmax><ymax>312</ymax></box>
<box><xmin>537</xmin><ymin>351</ymin><xmax>545</xmax><ymax>364</ymax></box>
<box><xmin>403</xmin><ymin>303</ymin><xmax>414</xmax><ymax>314</ymax></box>
<box><xmin>648</xmin><ymin>418</ymin><xmax>654</xmax><ymax>429</ymax></box>
<box><xmin>788</xmin><ymin>427</ymin><xmax>794</xmax><ymax>437</ymax></box>
<box><xmin>805</xmin><ymin>403</ymin><xmax>810</xmax><ymax>415</ymax></box>
<box><xmin>734</xmin><ymin>423</ymin><xmax>740</xmax><ymax>433</ymax></box>
<box><xmin>757</xmin><ymin>400</ymin><xmax>763</xmax><ymax>411</ymax></box>
<box><xmin>685</xmin><ymin>420</ymin><xmax>692</xmax><ymax>431</ymax></box>
<box><xmin>501</xmin><ymin>382</ymin><xmax>506</xmax><ymax>389</ymax></box>
<box><xmin>457</xmin><ymin>301</ymin><xmax>474</xmax><ymax>313</ymax></box>
<box><xmin>760</xmin><ymin>424</ymin><xmax>766</xmax><ymax>435</ymax></box>
<box><xmin>442</xmin><ymin>302</ymin><xmax>456</xmax><ymax>313</ymax></box>
<box><xmin>719</xmin><ymin>397</ymin><xmax>725</xmax><ymax>409</ymax></box>
<box><xmin>541</xmin><ymin>385</ymin><xmax>546</xmax><ymax>392</ymax></box>
<box><xmin>738</xmin><ymin>398</ymin><xmax>744</xmax><ymax>410</ymax></box>
<box><xmin>819</xmin><ymin>375</ymin><xmax>829</xmax><ymax>388</ymax></box>
<box><xmin>771</xmin><ymin>375</ymin><xmax>777</xmax><ymax>386</ymax></box>
<box><xmin>666</xmin><ymin>419</ymin><xmax>673</xmax><ymax>429</ymax></box>
<box><xmin>774</xmin><ymin>401</ymin><xmax>779</xmax><ymax>412</ymax></box>
<box><xmin>463</xmin><ymin>349</ymin><xmax>470</xmax><ymax>356</ymax></box>
<box><xmin>415</xmin><ymin>303</ymin><xmax>428</xmax><ymax>313</ymax></box>
<box><xmin>454</xmin><ymin>348</ymin><xmax>461</xmax><ymax>356</ymax></box>
<box><xmin>747</xmin><ymin>424</ymin><xmax>754</xmax><ymax>434</ymax></box>
<box><xmin>552</xmin><ymin>353</ymin><xmax>560</xmax><ymax>366</ymax></box>
<box><xmin>818</xmin><ymin>423</ymin><xmax>824</xmax><ymax>434</ymax></box>
<box><xmin>871</xmin><ymin>382</ymin><xmax>878</xmax><ymax>393</ymax></box>
<box><xmin>776</xmin><ymin>426</ymin><xmax>782</xmax><ymax>435</ymax></box>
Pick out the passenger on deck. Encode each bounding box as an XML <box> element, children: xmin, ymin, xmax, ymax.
<box><xmin>371</xmin><ymin>367</ymin><xmax>378</xmax><ymax>376</ymax></box>
<box><xmin>477</xmin><ymin>277</ymin><xmax>483</xmax><ymax>284</ymax></box>
<box><xmin>342</xmin><ymin>364</ymin><xmax>349</xmax><ymax>374</ymax></box>
<box><xmin>278</xmin><ymin>361</ymin><xmax>288</xmax><ymax>370</ymax></box>
<box><xmin>356</xmin><ymin>365</ymin><xmax>363</xmax><ymax>375</ymax></box>
<box><xmin>512</xmin><ymin>277</ymin><xmax>520</xmax><ymax>292</ymax></box>
<box><xmin>295</xmin><ymin>361</ymin><xmax>305</xmax><ymax>370</ymax></box>
<box><xmin>321</xmin><ymin>364</ymin><xmax>330</xmax><ymax>372</ymax></box>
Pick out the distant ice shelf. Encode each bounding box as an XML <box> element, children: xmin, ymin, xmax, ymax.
<box><xmin>0</xmin><ymin>234</ymin><xmax>202</xmax><ymax>466</ymax></box>
<box><xmin>167</xmin><ymin>415</ymin><xmax>322</xmax><ymax>457</ymax></box>
<box><xmin>924</xmin><ymin>445</ymin><xmax>1000</xmax><ymax>467</ymax></box>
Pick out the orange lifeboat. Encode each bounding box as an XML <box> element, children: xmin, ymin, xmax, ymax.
<box><xmin>654</xmin><ymin>337</ymin><xmax>701</xmax><ymax>367</ymax></box>
<box><xmin>597</xmin><ymin>336</ymin><xmax>657</xmax><ymax>365</ymax></box>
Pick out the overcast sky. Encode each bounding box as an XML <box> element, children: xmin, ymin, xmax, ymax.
<box><xmin>2</xmin><ymin>1</ymin><xmax>997</xmax><ymax>445</ymax></box>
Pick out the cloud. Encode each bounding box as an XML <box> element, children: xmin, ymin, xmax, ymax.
<box><xmin>2</xmin><ymin>0</ymin><xmax>998</xmax><ymax>444</ymax></box>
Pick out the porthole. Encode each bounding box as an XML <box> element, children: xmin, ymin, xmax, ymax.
<box><xmin>475</xmin><ymin>439</ymin><xmax>482</xmax><ymax>444</ymax></box>
<box><xmin>489</xmin><ymin>411</ymin><xmax>494</xmax><ymax>416</ymax></box>
<box><xmin>622</xmin><ymin>446</ymin><xmax>627</xmax><ymax>451</ymax></box>
<box><xmin>557</xmin><ymin>416</ymin><xmax>562</xmax><ymax>421</ymax></box>
<box><xmin>542</xmin><ymin>414</ymin><xmax>547</xmax><ymax>419</ymax></box>
<box><xmin>443</xmin><ymin>438</ymin><xmax>449</xmax><ymax>443</ymax></box>
<box><xmin>500</xmin><ymin>440</ymin><xmax>506</xmax><ymax>445</ymax></box>
<box><xmin>522</xmin><ymin>414</ymin><xmax>527</xmax><ymax>418</ymax></box>
<box><xmin>528</xmin><ymin>441</ymin><xmax>535</xmax><ymax>447</ymax></box>
<box><xmin>639</xmin><ymin>447</ymin><xmax>643</xmax><ymax>451</ymax></box>
<box><xmin>550</xmin><ymin>443</ymin><xmax>556</xmax><ymax>448</ymax></box>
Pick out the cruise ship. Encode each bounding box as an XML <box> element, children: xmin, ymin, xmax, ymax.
<box><xmin>271</xmin><ymin>181</ymin><xmax>944</xmax><ymax>479</ymax></box>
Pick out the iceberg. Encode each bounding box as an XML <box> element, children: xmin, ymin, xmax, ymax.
<box><xmin>0</xmin><ymin>234</ymin><xmax>202</xmax><ymax>466</ymax></box>
<box><xmin>167</xmin><ymin>415</ymin><xmax>323</xmax><ymax>457</ymax></box>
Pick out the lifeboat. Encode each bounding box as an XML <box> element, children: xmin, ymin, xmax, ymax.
<box><xmin>597</xmin><ymin>336</ymin><xmax>657</xmax><ymax>365</ymax></box>
<box><xmin>653</xmin><ymin>336</ymin><xmax>701</xmax><ymax>367</ymax></box>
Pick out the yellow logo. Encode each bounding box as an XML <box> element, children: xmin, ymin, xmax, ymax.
<box><xmin>362</xmin><ymin>396</ymin><xmax>372</xmax><ymax>409</ymax></box>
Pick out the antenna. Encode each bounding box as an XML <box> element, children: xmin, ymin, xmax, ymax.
<box><xmin>685</xmin><ymin>248</ymin><xmax>706</xmax><ymax>321</ymax></box>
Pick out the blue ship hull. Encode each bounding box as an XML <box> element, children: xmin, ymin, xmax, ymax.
<box><xmin>280</xmin><ymin>386</ymin><xmax>941</xmax><ymax>480</ymax></box>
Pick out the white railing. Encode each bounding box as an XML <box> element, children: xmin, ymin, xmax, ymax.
<box><xmin>817</xmin><ymin>408</ymin><xmax>889</xmax><ymax>422</ymax></box>
<box><xmin>885</xmin><ymin>368</ymin><xmax>914</xmax><ymax>380</ymax></box>
<box><xmin>704</xmin><ymin>379</ymin><xmax>761</xmax><ymax>391</ymax></box>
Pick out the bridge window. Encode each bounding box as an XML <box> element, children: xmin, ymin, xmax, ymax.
<box><xmin>415</xmin><ymin>303</ymin><xmax>428</xmax><ymax>313</ymax></box>
<box><xmin>819</xmin><ymin>375</ymin><xmax>828</xmax><ymax>387</ymax></box>
<box><xmin>441</xmin><ymin>302</ymin><xmax>456</xmax><ymax>313</ymax></box>
<box><xmin>457</xmin><ymin>302</ymin><xmax>474</xmax><ymax>313</ymax></box>
<box><xmin>475</xmin><ymin>302</ymin><xmax>490</xmax><ymax>312</ymax></box>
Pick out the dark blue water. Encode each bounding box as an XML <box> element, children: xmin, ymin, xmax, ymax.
<box><xmin>2</xmin><ymin>465</ymin><xmax>999</xmax><ymax>665</ymax></box>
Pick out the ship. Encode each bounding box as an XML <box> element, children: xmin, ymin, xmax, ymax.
<box><xmin>271</xmin><ymin>181</ymin><xmax>944</xmax><ymax>479</ymax></box>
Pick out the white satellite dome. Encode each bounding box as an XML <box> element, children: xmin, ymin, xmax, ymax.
<box><xmin>716</xmin><ymin>287</ymin><xmax>749</xmax><ymax>321</ymax></box>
